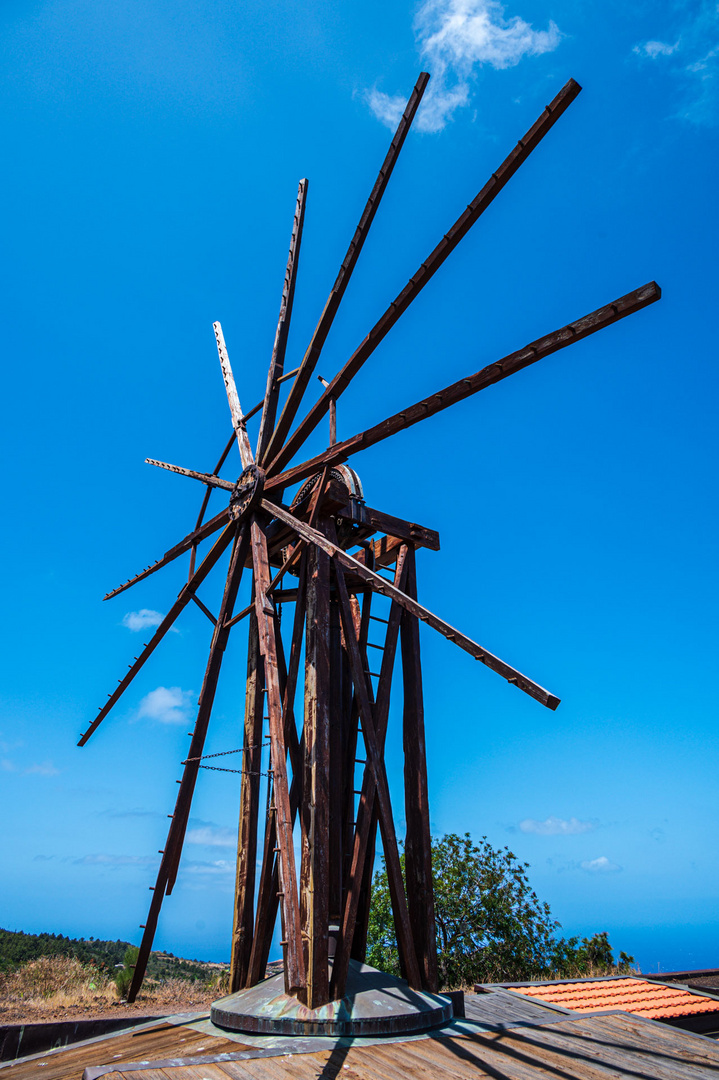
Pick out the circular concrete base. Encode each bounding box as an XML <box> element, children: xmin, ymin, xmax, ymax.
<box><xmin>211</xmin><ymin>960</ymin><xmax>453</xmax><ymax>1037</ymax></box>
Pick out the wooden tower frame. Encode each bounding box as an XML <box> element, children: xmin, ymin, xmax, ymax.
<box><xmin>79</xmin><ymin>72</ymin><xmax>660</xmax><ymax>1010</ymax></box>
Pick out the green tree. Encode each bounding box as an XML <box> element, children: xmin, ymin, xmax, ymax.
<box><xmin>366</xmin><ymin>833</ymin><xmax>634</xmax><ymax>988</ymax></box>
<box><xmin>114</xmin><ymin>945</ymin><xmax>139</xmax><ymax>998</ymax></box>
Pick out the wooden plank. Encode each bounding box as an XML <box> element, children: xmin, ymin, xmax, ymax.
<box><xmin>400</xmin><ymin>545</ymin><xmax>438</xmax><ymax>993</ymax></box>
<box><xmin>229</xmin><ymin>608</ymin><xmax>264</xmax><ymax>991</ymax></box>
<box><xmin>256</xmin><ymin>178</ymin><xmax>308</xmax><ymax>463</ymax></box>
<box><xmin>127</xmin><ymin>525</ymin><xmax>250</xmax><ymax>1001</ymax></box>
<box><xmin>266</xmin><ymin>78</ymin><xmax>581</xmax><ymax>478</ymax></box>
<box><xmin>214</xmin><ymin>321</ymin><xmax>254</xmax><ymax>470</ymax></box>
<box><xmin>249</xmin><ymin>515</ymin><xmax>305</xmax><ymax>994</ymax></box>
<box><xmin>261</xmin><ymin>500</ymin><xmax>560</xmax><ymax>711</ymax></box>
<box><xmin>103</xmin><ymin>507</ymin><xmax>231</xmax><ymax>601</ymax></box>
<box><xmin>299</xmin><ymin>526</ymin><xmax>331</xmax><ymax>1006</ymax></box>
<box><xmin>260</xmin><ymin>72</ymin><xmax>430</xmax><ymax>471</ymax></box>
<box><xmin>330</xmin><ymin>547</ymin><xmax>421</xmax><ymax>997</ymax></box>
<box><xmin>267</xmin><ymin>280</ymin><xmax>661</xmax><ymax>492</ymax></box>
<box><xmin>188</xmin><ymin>430</ymin><xmax>236</xmax><ymax>578</ymax></box>
<box><xmin>79</xmin><ymin>523</ymin><xmax>236</xmax><ymax>745</ymax></box>
<box><xmin>144</xmin><ymin>458</ymin><xmax>235</xmax><ymax>491</ymax></box>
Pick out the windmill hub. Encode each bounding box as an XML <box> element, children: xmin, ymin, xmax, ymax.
<box><xmin>229</xmin><ymin>463</ymin><xmax>265</xmax><ymax>521</ymax></box>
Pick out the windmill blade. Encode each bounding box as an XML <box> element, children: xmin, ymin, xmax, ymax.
<box><xmin>262</xmin><ymin>499</ymin><xmax>560</xmax><ymax>711</ymax></box>
<box><xmin>79</xmin><ymin>522</ymin><xmax>236</xmax><ymax>746</ymax></box>
<box><xmin>256</xmin><ymin>179</ymin><xmax>308</xmax><ymax>463</ymax></box>
<box><xmin>127</xmin><ymin>524</ymin><xmax>249</xmax><ymax>1002</ymax></box>
<box><xmin>103</xmin><ymin>507</ymin><xmax>231</xmax><ymax>601</ymax></box>
<box><xmin>265</xmin><ymin>77</ymin><xmax>582</xmax><ymax>479</ymax></box>
<box><xmin>260</xmin><ymin>72</ymin><xmax>430</xmax><ymax>471</ymax></box>
<box><xmin>266</xmin><ymin>281</ymin><xmax>661</xmax><ymax>494</ymax></box>
<box><xmin>189</xmin><ymin>430</ymin><xmax>236</xmax><ymax>578</ymax></box>
<box><xmin>214</xmin><ymin>321</ymin><xmax>255</xmax><ymax>469</ymax></box>
<box><xmin>145</xmin><ymin>458</ymin><xmax>235</xmax><ymax>490</ymax></box>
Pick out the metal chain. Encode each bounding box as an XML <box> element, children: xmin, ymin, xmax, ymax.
<box><xmin>182</xmin><ymin>746</ymin><xmax>258</xmax><ymax>764</ymax></box>
<box><xmin>197</xmin><ymin>764</ymin><xmax>270</xmax><ymax>775</ymax></box>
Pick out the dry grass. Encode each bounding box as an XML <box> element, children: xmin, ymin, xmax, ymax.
<box><xmin>0</xmin><ymin>956</ymin><xmax>117</xmax><ymax>1013</ymax></box>
<box><xmin>0</xmin><ymin>956</ymin><xmax>222</xmax><ymax>1022</ymax></box>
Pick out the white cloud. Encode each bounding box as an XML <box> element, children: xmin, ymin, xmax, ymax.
<box><xmin>519</xmin><ymin>815</ymin><xmax>595</xmax><ymax>836</ymax></box>
<box><xmin>1</xmin><ymin>759</ymin><xmax>15</xmax><ymax>772</ymax></box>
<box><xmin>122</xmin><ymin>609</ymin><xmax>165</xmax><ymax>632</ymax></box>
<box><xmin>186</xmin><ymin>820</ymin><xmax>236</xmax><ymax>848</ymax></box>
<box><xmin>24</xmin><ymin>761</ymin><xmax>60</xmax><ymax>776</ymax></box>
<box><xmin>581</xmin><ymin>855</ymin><xmax>621</xmax><ymax>873</ymax></box>
<box><xmin>366</xmin><ymin>0</ymin><xmax>562</xmax><ymax>133</ymax></box>
<box><xmin>633</xmin><ymin>40</ymin><xmax>679</xmax><ymax>59</ymax></box>
<box><xmin>180</xmin><ymin>859</ymin><xmax>234</xmax><ymax>876</ymax></box>
<box><xmin>75</xmin><ymin>853</ymin><xmax>156</xmax><ymax>866</ymax></box>
<box><xmin>138</xmin><ymin>686</ymin><xmax>194</xmax><ymax>725</ymax></box>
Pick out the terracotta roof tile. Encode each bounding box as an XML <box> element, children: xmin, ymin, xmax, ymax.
<box><xmin>509</xmin><ymin>978</ymin><xmax>719</xmax><ymax>1019</ymax></box>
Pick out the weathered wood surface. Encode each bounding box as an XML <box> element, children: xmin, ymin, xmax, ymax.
<box><xmin>80</xmin><ymin>523</ymin><xmax>236</xmax><ymax>745</ymax></box>
<box><xmin>400</xmin><ymin>546</ymin><xmax>438</xmax><ymax>993</ymax></box>
<box><xmin>262</xmin><ymin>500</ymin><xmax>560</xmax><ymax>710</ymax></box>
<box><xmin>300</xmin><ymin>530</ymin><xmax>331</xmax><ymax>1007</ymax></box>
<box><xmin>249</xmin><ymin>515</ymin><xmax>305</xmax><ymax>995</ymax></box>
<box><xmin>229</xmin><ymin>609</ymin><xmax>264</xmax><ymax>992</ymax></box>
<box><xmin>256</xmin><ymin>178</ymin><xmax>308</xmax><ymax>463</ymax></box>
<box><xmin>338</xmin><ymin>503</ymin><xmax>440</xmax><ymax>551</ymax></box>
<box><xmin>214</xmin><ymin>321</ymin><xmax>254</xmax><ymax>470</ymax></box>
<box><xmin>266</xmin><ymin>78</ymin><xmax>581</xmax><ymax>478</ymax></box>
<box><xmin>128</xmin><ymin>525</ymin><xmax>250</xmax><ymax>1001</ymax></box>
<box><xmin>9</xmin><ymin>991</ymin><xmax>719</xmax><ymax>1078</ymax></box>
<box><xmin>267</xmin><ymin>281</ymin><xmax>661</xmax><ymax>492</ymax></box>
<box><xmin>260</xmin><ymin>71</ymin><xmax>430</xmax><ymax>471</ymax></box>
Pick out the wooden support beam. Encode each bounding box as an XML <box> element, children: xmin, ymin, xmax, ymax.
<box><xmin>229</xmin><ymin>607</ymin><xmax>264</xmax><ymax>991</ymax></box>
<box><xmin>80</xmin><ymin>523</ymin><xmax>236</xmax><ymax>745</ymax></box>
<box><xmin>330</xmin><ymin>547</ymin><xmax>421</xmax><ymax>998</ymax></box>
<box><xmin>127</xmin><ymin>524</ymin><xmax>249</xmax><ymax>1002</ymax></box>
<box><xmin>261</xmin><ymin>499</ymin><xmax>560</xmax><ymax>710</ymax></box>
<box><xmin>352</xmin><ymin>546</ymin><xmax>409</xmax><ymax>964</ymax></box>
<box><xmin>189</xmin><ymin>431</ymin><xmax>236</xmax><ymax>578</ymax></box>
<box><xmin>257</xmin><ymin>179</ymin><xmax>308</xmax><ymax>463</ymax></box>
<box><xmin>338</xmin><ymin>503</ymin><xmax>439</xmax><ymax>551</ymax></box>
<box><xmin>300</xmin><ymin>529</ymin><xmax>331</xmax><ymax>1007</ymax></box>
<box><xmin>266</xmin><ymin>78</ymin><xmax>581</xmax><ymax>478</ymax></box>
<box><xmin>400</xmin><ymin>546</ymin><xmax>438</xmax><ymax>992</ymax></box>
<box><xmin>103</xmin><ymin>507</ymin><xmax>230</xmax><ymax>601</ymax></box>
<box><xmin>260</xmin><ymin>72</ymin><xmax>430</xmax><ymax>471</ymax></box>
<box><xmin>214</xmin><ymin>321</ymin><xmax>255</xmax><ymax>470</ymax></box>
<box><xmin>266</xmin><ymin>281</ymin><xmax>662</xmax><ymax>493</ymax></box>
<box><xmin>249</xmin><ymin>515</ymin><xmax>305</xmax><ymax>994</ymax></box>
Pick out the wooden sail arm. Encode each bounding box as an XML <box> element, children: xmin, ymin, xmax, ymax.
<box><xmin>261</xmin><ymin>499</ymin><xmax>560</xmax><ymax>711</ymax></box>
<box><xmin>265</xmin><ymin>78</ymin><xmax>582</xmax><ymax>478</ymax></box>
<box><xmin>260</xmin><ymin>71</ymin><xmax>430</xmax><ymax>470</ymax></box>
<box><xmin>265</xmin><ymin>281</ymin><xmax>661</xmax><ymax>494</ymax></box>
<box><xmin>145</xmin><ymin>458</ymin><xmax>236</xmax><ymax>490</ymax></box>
<box><xmin>214</xmin><ymin>321</ymin><xmax>255</xmax><ymax>469</ymax></box>
<box><xmin>256</xmin><ymin>179</ymin><xmax>308</xmax><ymax>462</ymax></box>
<box><xmin>79</xmin><ymin>523</ymin><xmax>236</xmax><ymax>745</ymax></box>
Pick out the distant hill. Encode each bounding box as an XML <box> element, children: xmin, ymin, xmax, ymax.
<box><xmin>0</xmin><ymin>929</ymin><xmax>226</xmax><ymax>983</ymax></box>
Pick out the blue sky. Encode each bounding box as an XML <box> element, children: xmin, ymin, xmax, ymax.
<box><xmin>1</xmin><ymin>0</ymin><xmax>717</xmax><ymax>975</ymax></box>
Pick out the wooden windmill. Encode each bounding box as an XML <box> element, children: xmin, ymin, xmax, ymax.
<box><xmin>79</xmin><ymin>72</ymin><xmax>659</xmax><ymax>1019</ymax></box>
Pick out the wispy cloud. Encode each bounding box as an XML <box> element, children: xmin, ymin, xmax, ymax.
<box><xmin>24</xmin><ymin>761</ymin><xmax>60</xmax><ymax>776</ymax></box>
<box><xmin>74</xmin><ymin>853</ymin><xmax>156</xmax><ymax>866</ymax></box>
<box><xmin>180</xmin><ymin>858</ymin><xmax>234</xmax><ymax>876</ymax></box>
<box><xmin>186</xmin><ymin>820</ymin><xmax>236</xmax><ymax>848</ymax></box>
<box><xmin>98</xmin><ymin>807</ymin><xmax>165</xmax><ymax>820</ymax></box>
<box><xmin>122</xmin><ymin>609</ymin><xmax>165</xmax><ymax>632</ymax></box>
<box><xmin>519</xmin><ymin>816</ymin><xmax>595</xmax><ymax>836</ymax></box>
<box><xmin>633</xmin><ymin>40</ymin><xmax>679</xmax><ymax>59</ymax></box>
<box><xmin>366</xmin><ymin>0</ymin><xmax>562</xmax><ymax>133</ymax></box>
<box><xmin>581</xmin><ymin>855</ymin><xmax>621</xmax><ymax>873</ymax></box>
<box><xmin>632</xmin><ymin>2</ymin><xmax>719</xmax><ymax>124</ymax></box>
<box><xmin>138</xmin><ymin>686</ymin><xmax>193</xmax><ymax>725</ymax></box>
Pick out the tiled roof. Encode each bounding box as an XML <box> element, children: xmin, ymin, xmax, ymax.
<box><xmin>509</xmin><ymin>977</ymin><xmax>719</xmax><ymax>1020</ymax></box>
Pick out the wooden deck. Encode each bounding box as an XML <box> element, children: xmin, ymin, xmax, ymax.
<box><xmin>2</xmin><ymin>989</ymin><xmax>719</xmax><ymax>1079</ymax></box>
